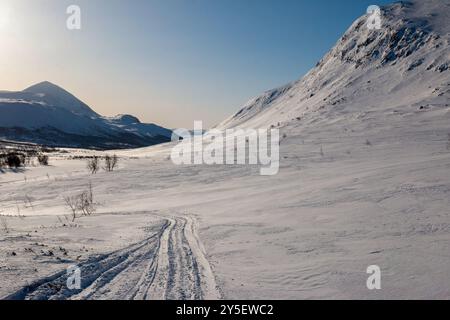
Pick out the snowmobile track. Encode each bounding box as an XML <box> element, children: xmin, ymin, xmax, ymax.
<box><xmin>4</xmin><ymin>215</ymin><xmax>220</xmax><ymax>300</ymax></box>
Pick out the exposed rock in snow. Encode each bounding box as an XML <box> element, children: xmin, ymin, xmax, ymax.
<box><xmin>217</xmin><ymin>0</ymin><xmax>450</xmax><ymax>131</ymax></box>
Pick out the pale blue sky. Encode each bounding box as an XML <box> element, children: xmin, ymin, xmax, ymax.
<box><xmin>0</xmin><ymin>0</ymin><xmax>394</xmax><ymax>128</ymax></box>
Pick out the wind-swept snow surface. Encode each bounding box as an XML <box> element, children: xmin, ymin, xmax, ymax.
<box><xmin>1</xmin><ymin>0</ymin><xmax>450</xmax><ymax>300</ymax></box>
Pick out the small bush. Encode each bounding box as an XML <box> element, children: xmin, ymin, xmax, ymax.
<box><xmin>77</xmin><ymin>183</ymin><xmax>96</xmax><ymax>216</ymax></box>
<box><xmin>0</xmin><ymin>145</ymin><xmax>56</xmax><ymax>171</ymax></box>
<box><xmin>103</xmin><ymin>154</ymin><xmax>119</xmax><ymax>172</ymax></box>
<box><xmin>87</xmin><ymin>156</ymin><xmax>100</xmax><ymax>174</ymax></box>
<box><xmin>37</xmin><ymin>154</ymin><xmax>49</xmax><ymax>166</ymax></box>
<box><xmin>6</xmin><ymin>153</ymin><xmax>25</xmax><ymax>168</ymax></box>
<box><xmin>64</xmin><ymin>195</ymin><xmax>79</xmax><ymax>222</ymax></box>
<box><xmin>63</xmin><ymin>183</ymin><xmax>96</xmax><ymax>221</ymax></box>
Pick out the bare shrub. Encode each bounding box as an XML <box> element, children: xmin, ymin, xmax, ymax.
<box><xmin>63</xmin><ymin>195</ymin><xmax>79</xmax><ymax>222</ymax></box>
<box><xmin>63</xmin><ymin>183</ymin><xmax>96</xmax><ymax>221</ymax></box>
<box><xmin>103</xmin><ymin>154</ymin><xmax>118</xmax><ymax>172</ymax></box>
<box><xmin>0</xmin><ymin>144</ymin><xmax>57</xmax><ymax>171</ymax></box>
<box><xmin>77</xmin><ymin>183</ymin><xmax>96</xmax><ymax>216</ymax></box>
<box><xmin>37</xmin><ymin>154</ymin><xmax>49</xmax><ymax>166</ymax></box>
<box><xmin>87</xmin><ymin>156</ymin><xmax>100</xmax><ymax>174</ymax></box>
<box><xmin>0</xmin><ymin>216</ymin><xmax>9</xmax><ymax>234</ymax></box>
<box><xmin>6</xmin><ymin>153</ymin><xmax>25</xmax><ymax>168</ymax></box>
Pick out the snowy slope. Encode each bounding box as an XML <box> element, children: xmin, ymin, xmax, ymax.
<box><xmin>0</xmin><ymin>82</ymin><xmax>172</xmax><ymax>149</ymax></box>
<box><xmin>216</xmin><ymin>0</ymin><xmax>449</xmax><ymax>130</ymax></box>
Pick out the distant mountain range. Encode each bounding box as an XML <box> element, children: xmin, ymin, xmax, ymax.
<box><xmin>0</xmin><ymin>81</ymin><xmax>172</xmax><ymax>150</ymax></box>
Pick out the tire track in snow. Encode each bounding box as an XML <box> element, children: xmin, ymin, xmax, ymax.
<box><xmin>4</xmin><ymin>215</ymin><xmax>221</xmax><ymax>300</ymax></box>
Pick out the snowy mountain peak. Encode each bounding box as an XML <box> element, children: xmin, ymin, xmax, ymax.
<box><xmin>23</xmin><ymin>81</ymin><xmax>97</xmax><ymax>116</ymax></box>
<box><xmin>24</xmin><ymin>81</ymin><xmax>62</xmax><ymax>92</ymax></box>
<box><xmin>0</xmin><ymin>82</ymin><xmax>172</xmax><ymax>149</ymax></box>
<box><xmin>217</xmin><ymin>0</ymin><xmax>450</xmax><ymax>130</ymax></box>
<box><xmin>327</xmin><ymin>0</ymin><xmax>448</xmax><ymax>70</ymax></box>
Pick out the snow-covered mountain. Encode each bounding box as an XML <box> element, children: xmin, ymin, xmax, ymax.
<box><xmin>216</xmin><ymin>0</ymin><xmax>449</xmax><ymax>130</ymax></box>
<box><xmin>1</xmin><ymin>0</ymin><xmax>450</xmax><ymax>300</ymax></box>
<box><xmin>0</xmin><ymin>81</ymin><xmax>172</xmax><ymax>149</ymax></box>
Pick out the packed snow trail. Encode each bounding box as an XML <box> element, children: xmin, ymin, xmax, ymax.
<box><xmin>4</xmin><ymin>215</ymin><xmax>221</xmax><ymax>300</ymax></box>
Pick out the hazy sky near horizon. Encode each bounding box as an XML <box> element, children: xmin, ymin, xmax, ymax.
<box><xmin>0</xmin><ymin>0</ymin><xmax>394</xmax><ymax>128</ymax></box>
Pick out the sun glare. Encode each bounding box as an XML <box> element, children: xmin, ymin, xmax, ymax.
<box><xmin>0</xmin><ymin>4</ymin><xmax>11</xmax><ymax>29</ymax></box>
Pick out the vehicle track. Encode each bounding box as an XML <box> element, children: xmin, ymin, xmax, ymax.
<box><xmin>4</xmin><ymin>215</ymin><xmax>220</xmax><ymax>300</ymax></box>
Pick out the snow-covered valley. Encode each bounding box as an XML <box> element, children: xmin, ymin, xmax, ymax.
<box><xmin>1</xmin><ymin>111</ymin><xmax>450</xmax><ymax>299</ymax></box>
<box><xmin>1</xmin><ymin>0</ymin><xmax>449</xmax><ymax>300</ymax></box>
